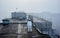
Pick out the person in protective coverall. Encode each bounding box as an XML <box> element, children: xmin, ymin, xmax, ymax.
<box><xmin>27</xmin><ymin>19</ymin><xmax>32</xmax><ymax>32</ymax></box>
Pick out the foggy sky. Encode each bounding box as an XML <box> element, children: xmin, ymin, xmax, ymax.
<box><xmin>0</xmin><ymin>0</ymin><xmax>60</xmax><ymax>15</ymax></box>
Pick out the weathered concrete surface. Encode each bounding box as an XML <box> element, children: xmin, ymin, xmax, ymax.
<box><xmin>0</xmin><ymin>19</ymin><xmax>27</xmax><ymax>38</ymax></box>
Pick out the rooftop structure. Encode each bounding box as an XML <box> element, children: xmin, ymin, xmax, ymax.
<box><xmin>12</xmin><ymin>12</ymin><xmax>26</xmax><ymax>20</ymax></box>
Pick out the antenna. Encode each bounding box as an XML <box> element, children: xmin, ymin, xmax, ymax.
<box><xmin>15</xmin><ymin>8</ymin><xmax>20</xmax><ymax>12</ymax></box>
<box><xmin>16</xmin><ymin>8</ymin><xmax>18</xmax><ymax>11</ymax></box>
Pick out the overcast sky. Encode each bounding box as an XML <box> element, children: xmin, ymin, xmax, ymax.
<box><xmin>0</xmin><ymin>0</ymin><xmax>60</xmax><ymax>12</ymax></box>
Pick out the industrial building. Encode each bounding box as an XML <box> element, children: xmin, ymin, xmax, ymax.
<box><xmin>12</xmin><ymin>12</ymin><xmax>26</xmax><ymax>20</ymax></box>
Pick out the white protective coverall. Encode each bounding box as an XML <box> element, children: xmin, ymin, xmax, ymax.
<box><xmin>27</xmin><ymin>21</ymin><xmax>32</xmax><ymax>32</ymax></box>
